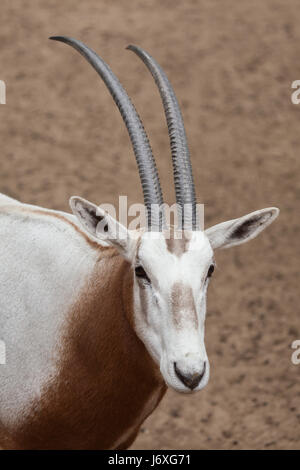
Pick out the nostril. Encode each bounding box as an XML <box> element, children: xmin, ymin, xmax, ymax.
<box><xmin>174</xmin><ymin>362</ymin><xmax>206</xmax><ymax>390</ymax></box>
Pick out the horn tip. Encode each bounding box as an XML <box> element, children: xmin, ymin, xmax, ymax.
<box><xmin>126</xmin><ymin>44</ymin><xmax>140</xmax><ymax>53</ymax></box>
<box><xmin>49</xmin><ymin>36</ymin><xmax>70</xmax><ymax>43</ymax></box>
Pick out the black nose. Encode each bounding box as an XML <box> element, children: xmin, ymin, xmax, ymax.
<box><xmin>174</xmin><ymin>362</ymin><xmax>206</xmax><ymax>390</ymax></box>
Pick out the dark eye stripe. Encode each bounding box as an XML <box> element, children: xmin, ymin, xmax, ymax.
<box><xmin>207</xmin><ymin>264</ymin><xmax>215</xmax><ymax>278</ymax></box>
<box><xmin>135</xmin><ymin>266</ymin><xmax>151</xmax><ymax>283</ymax></box>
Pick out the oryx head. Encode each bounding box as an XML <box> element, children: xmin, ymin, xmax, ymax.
<box><xmin>51</xmin><ymin>37</ymin><xmax>279</xmax><ymax>393</ymax></box>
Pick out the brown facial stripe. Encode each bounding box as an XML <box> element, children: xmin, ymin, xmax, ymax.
<box><xmin>171</xmin><ymin>281</ymin><xmax>198</xmax><ymax>329</ymax></box>
<box><xmin>164</xmin><ymin>228</ymin><xmax>191</xmax><ymax>257</ymax></box>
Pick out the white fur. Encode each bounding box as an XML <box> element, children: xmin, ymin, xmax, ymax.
<box><xmin>132</xmin><ymin>230</ymin><xmax>212</xmax><ymax>393</ymax></box>
<box><xmin>0</xmin><ymin>197</ymin><xmax>100</xmax><ymax>428</ymax></box>
<box><xmin>0</xmin><ymin>192</ymin><xmax>279</xmax><ymax>434</ymax></box>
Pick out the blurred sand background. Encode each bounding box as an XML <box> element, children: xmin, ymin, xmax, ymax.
<box><xmin>0</xmin><ymin>0</ymin><xmax>299</xmax><ymax>449</ymax></box>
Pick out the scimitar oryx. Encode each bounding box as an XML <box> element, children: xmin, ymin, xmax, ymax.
<box><xmin>0</xmin><ymin>37</ymin><xmax>279</xmax><ymax>449</ymax></box>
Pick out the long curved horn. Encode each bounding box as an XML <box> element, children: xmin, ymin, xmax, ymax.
<box><xmin>50</xmin><ymin>36</ymin><xmax>164</xmax><ymax>231</ymax></box>
<box><xmin>127</xmin><ymin>45</ymin><xmax>197</xmax><ymax>230</ymax></box>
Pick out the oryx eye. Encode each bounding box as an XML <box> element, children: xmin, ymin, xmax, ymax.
<box><xmin>207</xmin><ymin>264</ymin><xmax>215</xmax><ymax>278</ymax></box>
<box><xmin>135</xmin><ymin>266</ymin><xmax>151</xmax><ymax>283</ymax></box>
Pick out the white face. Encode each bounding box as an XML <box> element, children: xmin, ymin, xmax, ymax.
<box><xmin>132</xmin><ymin>230</ymin><xmax>214</xmax><ymax>393</ymax></box>
<box><xmin>71</xmin><ymin>196</ymin><xmax>279</xmax><ymax>394</ymax></box>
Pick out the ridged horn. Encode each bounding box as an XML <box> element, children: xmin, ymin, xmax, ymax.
<box><xmin>127</xmin><ymin>45</ymin><xmax>197</xmax><ymax>230</ymax></box>
<box><xmin>50</xmin><ymin>36</ymin><xmax>164</xmax><ymax>231</ymax></box>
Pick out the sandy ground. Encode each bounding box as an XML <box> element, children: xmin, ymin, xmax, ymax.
<box><xmin>0</xmin><ymin>0</ymin><xmax>299</xmax><ymax>449</ymax></box>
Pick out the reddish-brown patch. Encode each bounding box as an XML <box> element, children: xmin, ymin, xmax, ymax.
<box><xmin>6</xmin><ymin>251</ymin><xmax>166</xmax><ymax>449</ymax></box>
<box><xmin>165</xmin><ymin>229</ymin><xmax>191</xmax><ymax>257</ymax></box>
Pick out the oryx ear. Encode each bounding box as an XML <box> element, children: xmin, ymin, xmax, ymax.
<box><xmin>205</xmin><ymin>207</ymin><xmax>279</xmax><ymax>250</ymax></box>
<box><xmin>70</xmin><ymin>196</ymin><xmax>132</xmax><ymax>256</ymax></box>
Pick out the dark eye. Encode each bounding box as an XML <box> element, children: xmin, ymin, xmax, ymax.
<box><xmin>135</xmin><ymin>266</ymin><xmax>151</xmax><ymax>283</ymax></box>
<box><xmin>207</xmin><ymin>264</ymin><xmax>215</xmax><ymax>279</ymax></box>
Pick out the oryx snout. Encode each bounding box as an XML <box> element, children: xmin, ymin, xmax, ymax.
<box><xmin>173</xmin><ymin>354</ymin><xmax>209</xmax><ymax>391</ymax></box>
